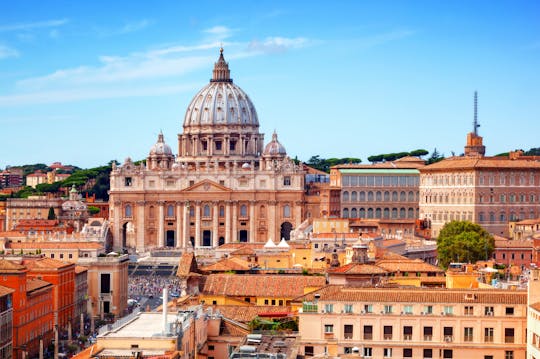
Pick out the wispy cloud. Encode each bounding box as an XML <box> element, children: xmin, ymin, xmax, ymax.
<box><xmin>248</xmin><ymin>36</ymin><xmax>310</xmax><ymax>53</ymax></box>
<box><xmin>203</xmin><ymin>26</ymin><xmax>235</xmax><ymax>40</ymax></box>
<box><xmin>119</xmin><ymin>19</ymin><xmax>151</xmax><ymax>34</ymax></box>
<box><xmin>0</xmin><ymin>19</ymin><xmax>69</xmax><ymax>32</ymax></box>
<box><xmin>0</xmin><ymin>45</ymin><xmax>19</xmax><ymax>59</ymax></box>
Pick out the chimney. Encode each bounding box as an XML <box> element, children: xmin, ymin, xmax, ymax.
<box><xmin>162</xmin><ymin>287</ymin><xmax>168</xmax><ymax>335</ymax></box>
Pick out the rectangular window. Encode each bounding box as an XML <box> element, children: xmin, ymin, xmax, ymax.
<box><xmin>443</xmin><ymin>306</ymin><xmax>453</xmax><ymax>315</ymax></box>
<box><xmin>363</xmin><ymin>325</ymin><xmax>373</xmax><ymax>340</ymax></box>
<box><xmin>403</xmin><ymin>348</ymin><xmax>412</xmax><ymax>358</ymax></box>
<box><xmin>125</xmin><ymin>177</ymin><xmax>132</xmax><ymax>186</ymax></box>
<box><xmin>283</xmin><ymin>176</ymin><xmax>291</xmax><ymax>186</ymax></box>
<box><xmin>383</xmin><ymin>326</ymin><xmax>393</xmax><ymax>340</ymax></box>
<box><xmin>384</xmin><ymin>305</ymin><xmax>393</xmax><ymax>314</ymax></box>
<box><xmin>464</xmin><ymin>306</ymin><xmax>474</xmax><ymax>316</ymax></box>
<box><xmin>423</xmin><ymin>326</ymin><xmax>433</xmax><ymax>341</ymax></box>
<box><xmin>423</xmin><ymin>349</ymin><xmax>433</xmax><ymax>358</ymax></box>
<box><xmin>364</xmin><ymin>304</ymin><xmax>373</xmax><ymax>313</ymax></box>
<box><xmin>383</xmin><ymin>348</ymin><xmax>392</xmax><ymax>358</ymax></box>
<box><xmin>506</xmin><ymin>307</ymin><xmax>514</xmax><ymax>315</ymax></box>
<box><xmin>505</xmin><ymin>351</ymin><xmax>514</xmax><ymax>359</ymax></box>
<box><xmin>444</xmin><ymin>327</ymin><xmax>453</xmax><ymax>342</ymax></box>
<box><xmin>363</xmin><ymin>347</ymin><xmax>372</xmax><ymax>358</ymax></box>
<box><xmin>100</xmin><ymin>273</ymin><xmax>111</xmax><ymax>294</ymax></box>
<box><xmin>324</xmin><ymin>324</ymin><xmax>334</xmax><ymax>333</ymax></box>
<box><xmin>484</xmin><ymin>327</ymin><xmax>494</xmax><ymax>343</ymax></box>
<box><xmin>443</xmin><ymin>349</ymin><xmax>453</xmax><ymax>359</ymax></box>
<box><xmin>304</xmin><ymin>346</ymin><xmax>314</xmax><ymax>357</ymax></box>
<box><xmin>403</xmin><ymin>326</ymin><xmax>413</xmax><ymax>340</ymax></box>
<box><xmin>215</xmin><ymin>141</ymin><xmax>222</xmax><ymax>151</ymax></box>
<box><xmin>403</xmin><ymin>305</ymin><xmax>413</xmax><ymax>314</ymax></box>
<box><xmin>423</xmin><ymin>305</ymin><xmax>433</xmax><ymax>314</ymax></box>
<box><xmin>344</xmin><ymin>304</ymin><xmax>353</xmax><ymax>313</ymax></box>
<box><xmin>324</xmin><ymin>304</ymin><xmax>334</xmax><ymax>313</ymax></box>
<box><xmin>505</xmin><ymin>328</ymin><xmax>515</xmax><ymax>343</ymax></box>
<box><xmin>464</xmin><ymin>327</ymin><xmax>473</xmax><ymax>342</ymax></box>
<box><xmin>208</xmin><ymin>345</ymin><xmax>215</xmax><ymax>351</ymax></box>
<box><xmin>343</xmin><ymin>325</ymin><xmax>353</xmax><ymax>339</ymax></box>
<box><xmin>484</xmin><ymin>306</ymin><xmax>494</xmax><ymax>316</ymax></box>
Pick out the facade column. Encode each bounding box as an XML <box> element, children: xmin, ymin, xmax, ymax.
<box><xmin>240</xmin><ymin>136</ymin><xmax>245</xmax><ymax>156</ymax></box>
<box><xmin>209</xmin><ymin>135</ymin><xmax>213</xmax><ymax>156</ymax></box>
<box><xmin>195</xmin><ymin>201</ymin><xmax>201</xmax><ymax>247</ymax></box>
<box><xmin>249</xmin><ymin>201</ymin><xmax>256</xmax><ymax>243</ymax></box>
<box><xmin>213</xmin><ymin>202</ymin><xmax>219</xmax><ymax>247</ymax></box>
<box><xmin>136</xmin><ymin>201</ymin><xmax>145</xmax><ymax>253</ymax></box>
<box><xmin>224</xmin><ymin>135</ymin><xmax>229</xmax><ymax>156</ymax></box>
<box><xmin>232</xmin><ymin>201</ymin><xmax>238</xmax><ymax>242</ymax></box>
<box><xmin>176</xmin><ymin>202</ymin><xmax>183</xmax><ymax>248</ymax></box>
<box><xmin>158</xmin><ymin>201</ymin><xmax>164</xmax><ymax>247</ymax></box>
<box><xmin>225</xmin><ymin>201</ymin><xmax>231</xmax><ymax>243</ymax></box>
<box><xmin>183</xmin><ymin>202</ymin><xmax>190</xmax><ymax>248</ymax></box>
<box><xmin>113</xmin><ymin>201</ymin><xmax>122</xmax><ymax>251</ymax></box>
<box><xmin>268</xmin><ymin>200</ymin><xmax>277</xmax><ymax>243</ymax></box>
<box><xmin>295</xmin><ymin>201</ymin><xmax>303</xmax><ymax>228</ymax></box>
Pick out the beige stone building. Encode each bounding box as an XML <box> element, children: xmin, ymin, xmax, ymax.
<box><xmin>419</xmin><ymin>128</ymin><xmax>540</xmax><ymax>238</ymax></box>
<box><xmin>109</xmin><ymin>49</ymin><xmax>306</xmax><ymax>253</ymax></box>
<box><xmin>295</xmin><ymin>285</ymin><xmax>526</xmax><ymax>359</ymax></box>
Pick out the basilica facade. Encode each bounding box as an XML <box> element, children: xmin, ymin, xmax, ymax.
<box><xmin>109</xmin><ymin>49</ymin><xmax>306</xmax><ymax>253</ymax></box>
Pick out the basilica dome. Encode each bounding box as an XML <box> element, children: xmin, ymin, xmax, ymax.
<box><xmin>183</xmin><ymin>49</ymin><xmax>259</xmax><ymax>132</ymax></box>
<box><xmin>263</xmin><ymin>131</ymin><xmax>287</xmax><ymax>156</ymax></box>
<box><xmin>149</xmin><ymin>133</ymin><xmax>173</xmax><ymax>156</ymax></box>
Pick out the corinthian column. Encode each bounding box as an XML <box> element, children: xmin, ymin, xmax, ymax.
<box><xmin>136</xmin><ymin>201</ymin><xmax>145</xmax><ymax>252</ymax></box>
<box><xmin>249</xmin><ymin>201</ymin><xmax>256</xmax><ymax>243</ymax></box>
<box><xmin>225</xmin><ymin>201</ymin><xmax>231</xmax><ymax>243</ymax></box>
<box><xmin>158</xmin><ymin>201</ymin><xmax>164</xmax><ymax>247</ymax></box>
<box><xmin>176</xmin><ymin>202</ymin><xmax>183</xmax><ymax>248</ymax></box>
<box><xmin>232</xmin><ymin>201</ymin><xmax>238</xmax><ymax>242</ymax></box>
<box><xmin>195</xmin><ymin>201</ymin><xmax>201</xmax><ymax>247</ymax></box>
<box><xmin>213</xmin><ymin>202</ymin><xmax>219</xmax><ymax>247</ymax></box>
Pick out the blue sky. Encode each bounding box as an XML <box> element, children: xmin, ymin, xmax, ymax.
<box><xmin>1</xmin><ymin>0</ymin><xmax>539</xmax><ymax>169</ymax></box>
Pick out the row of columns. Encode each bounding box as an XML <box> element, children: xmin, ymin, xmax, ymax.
<box><xmin>179</xmin><ymin>133</ymin><xmax>263</xmax><ymax>157</ymax></box>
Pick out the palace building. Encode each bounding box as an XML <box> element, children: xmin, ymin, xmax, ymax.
<box><xmin>109</xmin><ymin>49</ymin><xmax>306</xmax><ymax>253</ymax></box>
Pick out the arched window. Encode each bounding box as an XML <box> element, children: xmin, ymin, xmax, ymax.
<box><xmin>149</xmin><ymin>206</ymin><xmax>155</xmax><ymax>219</ymax></box>
<box><xmin>376</xmin><ymin>191</ymin><xmax>382</xmax><ymax>202</ymax></box>
<box><xmin>167</xmin><ymin>205</ymin><xmax>174</xmax><ymax>217</ymax></box>
<box><xmin>359</xmin><ymin>208</ymin><xmax>366</xmax><ymax>218</ymax></box>
<box><xmin>391</xmin><ymin>208</ymin><xmax>398</xmax><ymax>219</ymax></box>
<box><xmin>399</xmin><ymin>208</ymin><xmax>406</xmax><ymax>218</ymax></box>
<box><xmin>367</xmin><ymin>208</ymin><xmax>374</xmax><ymax>219</ymax></box>
<box><xmin>367</xmin><ymin>191</ymin><xmax>374</xmax><ymax>201</ymax></box>
<box><xmin>343</xmin><ymin>191</ymin><xmax>349</xmax><ymax>202</ymax></box>
<box><xmin>489</xmin><ymin>212</ymin><xmax>495</xmax><ymax>222</ymax></box>
<box><xmin>500</xmin><ymin>212</ymin><xmax>506</xmax><ymax>222</ymax></box>
<box><xmin>400</xmin><ymin>191</ymin><xmax>406</xmax><ymax>202</ymax></box>
<box><xmin>392</xmin><ymin>191</ymin><xmax>398</xmax><ymax>201</ymax></box>
<box><xmin>375</xmin><ymin>208</ymin><xmax>382</xmax><ymax>218</ymax></box>
<box><xmin>343</xmin><ymin>208</ymin><xmax>349</xmax><ymax>218</ymax></box>
<box><xmin>479</xmin><ymin>212</ymin><xmax>484</xmax><ymax>222</ymax></box>
<box><xmin>240</xmin><ymin>204</ymin><xmax>248</xmax><ymax>217</ymax></box>
<box><xmin>408</xmin><ymin>191</ymin><xmax>414</xmax><ymax>201</ymax></box>
<box><xmin>384</xmin><ymin>191</ymin><xmax>390</xmax><ymax>202</ymax></box>
<box><xmin>259</xmin><ymin>205</ymin><xmax>266</xmax><ymax>219</ymax></box>
<box><xmin>359</xmin><ymin>191</ymin><xmax>366</xmax><ymax>201</ymax></box>
<box><xmin>219</xmin><ymin>206</ymin><xmax>225</xmax><ymax>217</ymax></box>
<box><xmin>408</xmin><ymin>208</ymin><xmax>414</xmax><ymax>218</ymax></box>
<box><xmin>351</xmin><ymin>191</ymin><xmax>357</xmax><ymax>202</ymax></box>
<box><xmin>283</xmin><ymin>204</ymin><xmax>290</xmax><ymax>218</ymax></box>
<box><xmin>383</xmin><ymin>208</ymin><xmax>390</xmax><ymax>218</ymax></box>
<box><xmin>351</xmin><ymin>208</ymin><xmax>357</xmax><ymax>218</ymax></box>
<box><xmin>203</xmin><ymin>204</ymin><xmax>211</xmax><ymax>217</ymax></box>
<box><xmin>124</xmin><ymin>204</ymin><xmax>132</xmax><ymax>217</ymax></box>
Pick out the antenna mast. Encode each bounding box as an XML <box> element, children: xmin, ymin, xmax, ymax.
<box><xmin>473</xmin><ymin>91</ymin><xmax>479</xmax><ymax>135</ymax></box>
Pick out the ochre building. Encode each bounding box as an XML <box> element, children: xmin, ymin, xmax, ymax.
<box><xmin>109</xmin><ymin>49</ymin><xmax>306</xmax><ymax>252</ymax></box>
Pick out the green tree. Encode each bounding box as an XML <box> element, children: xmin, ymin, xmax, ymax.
<box><xmin>409</xmin><ymin>149</ymin><xmax>429</xmax><ymax>157</ymax></box>
<box><xmin>88</xmin><ymin>206</ymin><xmax>101</xmax><ymax>215</ymax></box>
<box><xmin>47</xmin><ymin>207</ymin><xmax>56</xmax><ymax>220</ymax></box>
<box><xmin>426</xmin><ymin>148</ymin><xmax>444</xmax><ymax>164</ymax></box>
<box><xmin>437</xmin><ymin>220</ymin><xmax>494</xmax><ymax>269</ymax></box>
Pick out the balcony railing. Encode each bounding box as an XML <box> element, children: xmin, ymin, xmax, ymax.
<box><xmin>383</xmin><ymin>334</ymin><xmax>392</xmax><ymax>340</ymax></box>
<box><xmin>505</xmin><ymin>336</ymin><xmax>515</xmax><ymax>344</ymax></box>
<box><xmin>344</xmin><ymin>333</ymin><xmax>353</xmax><ymax>340</ymax></box>
<box><xmin>364</xmin><ymin>334</ymin><xmax>373</xmax><ymax>340</ymax></box>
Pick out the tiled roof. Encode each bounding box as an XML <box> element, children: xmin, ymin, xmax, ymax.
<box><xmin>0</xmin><ymin>259</ymin><xmax>25</xmax><ymax>272</ymax></box>
<box><xmin>294</xmin><ymin>285</ymin><xmax>527</xmax><ymax>304</ymax></box>
<box><xmin>26</xmin><ymin>278</ymin><xmax>53</xmax><ymax>292</ymax></box>
<box><xmin>201</xmin><ymin>257</ymin><xmax>251</xmax><ymax>272</ymax></box>
<box><xmin>494</xmin><ymin>239</ymin><xmax>533</xmax><ymax>249</ymax></box>
<box><xmin>8</xmin><ymin>242</ymin><xmax>103</xmax><ymax>249</ymax></box>
<box><xmin>209</xmin><ymin>305</ymin><xmax>293</xmax><ymax>323</ymax></box>
<box><xmin>328</xmin><ymin>263</ymin><xmax>388</xmax><ymax>275</ymax></box>
<box><xmin>375</xmin><ymin>259</ymin><xmax>444</xmax><ymax>273</ymax></box>
<box><xmin>220</xmin><ymin>318</ymin><xmax>250</xmax><ymax>336</ymax></box>
<box><xmin>421</xmin><ymin>156</ymin><xmax>540</xmax><ymax>172</ymax></box>
<box><xmin>515</xmin><ymin>218</ymin><xmax>540</xmax><ymax>225</ymax></box>
<box><xmin>177</xmin><ymin>252</ymin><xmax>198</xmax><ymax>277</ymax></box>
<box><xmin>202</xmin><ymin>274</ymin><xmax>326</xmax><ymax>297</ymax></box>
<box><xmin>531</xmin><ymin>302</ymin><xmax>540</xmax><ymax>312</ymax></box>
<box><xmin>75</xmin><ymin>265</ymin><xmax>88</xmax><ymax>274</ymax></box>
<box><xmin>230</xmin><ymin>247</ymin><xmax>256</xmax><ymax>255</ymax></box>
<box><xmin>0</xmin><ymin>285</ymin><xmax>14</xmax><ymax>297</ymax></box>
<box><xmin>332</xmin><ymin>158</ymin><xmax>425</xmax><ymax>170</ymax></box>
<box><xmin>23</xmin><ymin>257</ymin><xmax>73</xmax><ymax>270</ymax></box>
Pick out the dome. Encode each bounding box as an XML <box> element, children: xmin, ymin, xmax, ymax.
<box><xmin>183</xmin><ymin>49</ymin><xmax>259</xmax><ymax>131</ymax></box>
<box><xmin>263</xmin><ymin>131</ymin><xmax>287</xmax><ymax>156</ymax></box>
<box><xmin>150</xmin><ymin>133</ymin><xmax>173</xmax><ymax>156</ymax></box>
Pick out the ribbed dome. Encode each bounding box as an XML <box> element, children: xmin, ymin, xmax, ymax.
<box><xmin>150</xmin><ymin>133</ymin><xmax>172</xmax><ymax>156</ymax></box>
<box><xmin>263</xmin><ymin>131</ymin><xmax>286</xmax><ymax>156</ymax></box>
<box><xmin>183</xmin><ymin>49</ymin><xmax>259</xmax><ymax>130</ymax></box>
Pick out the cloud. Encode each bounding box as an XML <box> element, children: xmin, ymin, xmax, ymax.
<box><xmin>0</xmin><ymin>45</ymin><xmax>19</xmax><ymax>59</ymax></box>
<box><xmin>248</xmin><ymin>36</ymin><xmax>310</xmax><ymax>53</ymax></box>
<box><xmin>0</xmin><ymin>19</ymin><xmax>69</xmax><ymax>32</ymax></box>
<box><xmin>203</xmin><ymin>26</ymin><xmax>234</xmax><ymax>40</ymax></box>
<box><xmin>119</xmin><ymin>19</ymin><xmax>151</xmax><ymax>34</ymax></box>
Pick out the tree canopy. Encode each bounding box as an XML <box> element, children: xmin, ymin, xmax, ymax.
<box><xmin>437</xmin><ymin>220</ymin><xmax>494</xmax><ymax>269</ymax></box>
<box><xmin>367</xmin><ymin>149</ymin><xmax>429</xmax><ymax>163</ymax></box>
<box><xmin>305</xmin><ymin>155</ymin><xmax>361</xmax><ymax>173</ymax></box>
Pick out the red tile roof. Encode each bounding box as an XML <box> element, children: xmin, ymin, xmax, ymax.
<box><xmin>201</xmin><ymin>257</ymin><xmax>251</xmax><ymax>272</ymax></box>
<box><xmin>202</xmin><ymin>274</ymin><xmax>326</xmax><ymax>298</ymax></box>
<box><xmin>8</xmin><ymin>242</ymin><xmax>103</xmax><ymax>249</ymax></box>
<box><xmin>208</xmin><ymin>305</ymin><xmax>293</xmax><ymax>323</ymax></box>
<box><xmin>26</xmin><ymin>278</ymin><xmax>53</xmax><ymax>292</ymax></box>
<box><xmin>328</xmin><ymin>263</ymin><xmax>388</xmax><ymax>275</ymax></box>
<box><xmin>421</xmin><ymin>155</ymin><xmax>540</xmax><ymax>172</ymax></box>
<box><xmin>0</xmin><ymin>285</ymin><xmax>14</xmax><ymax>297</ymax></box>
<box><xmin>23</xmin><ymin>257</ymin><xmax>73</xmax><ymax>270</ymax></box>
<box><xmin>0</xmin><ymin>259</ymin><xmax>25</xmax><ymax>272</ymax></box>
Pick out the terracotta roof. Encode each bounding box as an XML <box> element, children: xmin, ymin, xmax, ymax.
<box><xmin>294</xmin><ymin>285</ymin><xmax>527</xmax><ymax>304</ymax></box>
<box><xmin>421</xmin><ymin>155</ymin><xmax>540</xmax><ymax>172</ymax></box>
<box><xmin>0</xmin><ymin>259</ymin><xmax>25</xmax><ymax>272</ymax></box>
<box><xmin>23</xmin><ymin>257</ymin><xmax>73</xmax><ymax>270</ymax></box>
<box><xmin>312</xmin><ymin>233</ymin><xmax>359</xmax><ymax>239</ymax></box>
<box><xmin>0</xmin><ymin>231</ymin><xmax>27</xmax><ymax>238</ymax></box>
<box><xmin>208</xmin><ymin>305</ymin><xmax>293</xmax><ymax>323</ymax></box>
<box><xmin>75</xmin><ymin>265</ymin><xmax>88</xmax><ymax>274</ymax></box>
<box><xmin>202</xmin><ymin>274</ymin><xmax>326</xmax><ymax>297</ymax></box>
<box><xmin>8</xmin><ymin>242</ymin><xmax>103</xmax><ymax>249</ymax></box>
<box><xmin>15</xmin><ymin>219</ymin><xmax>59</xmax><ymax>227</ymax></box>
<box><xmin>375</xmin><ymin>249</ymin><xmax>408</xmax><ymax>260</ymax></box>
<box><xmin>177</xmin><ymin>252</ymin><xmax>198</xmax><ymax>277</ymax></box>
<box><xmin>220</xmin><ymin>318</ymin><xmax>250</xmax><ymax>336</ymax></box>
<box><xmin>332</xmin><ymin>158</ymin><xmax>425</xmax><ymax>170</ymax></box>
<box><xmin>0</xmin><ymin>285</ymin><xmax>14</xmax><ymax>297</ymax></box>
<box><xmin>26</xmin><ymin>278</ymin><xmax>53</xmax><ymax>292</ymax></box>
<box><xmin>375</xmin><ymin>259</ymin><xmax>444</xmax><ymax>273</ymax></box>
<box><xmin>515</xmin><ymin>218</ymin><xmax>540</xmax><ymax>225</ymax></box>
<box><xmin>230</xmin><ymin>247</ymin><xmax>256</xmax><ymax>255</ymax></box>
<box><xmin>379</xmin><ymin>239</ymin><xmax>406</xmax><ymax>248</ymax></box>
<box><xmin>531</xmin><ymin>302</ymin><xmax>540</xmax><ymax>312</ymax></box>
<box><xmin>494</xmin><ymin>239</ymin><xmax>533</xmax><ymax>249</ymax></box>
<box><xmin>328</xmin><ymin>263</ymin><xmax>388</xmax><ymax>275</ymax></box>
<box><xmin>201</xmin><ymin>257</ymin><xmax>251</xmax><ymax>272</ymax></box>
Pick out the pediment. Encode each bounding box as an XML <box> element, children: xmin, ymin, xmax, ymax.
<box><xmin>183</xmin><ymin>179</ymin><xmax>232</xmax><ymax>193</ymax></box>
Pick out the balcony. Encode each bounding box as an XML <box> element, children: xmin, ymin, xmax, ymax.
<box><xmin>404</xmin><ymin>334</ymin><xmax>412</xmax><ymax>341</ymax></box>
<box><xmin>324</xmin><ymin>332</ymin><xmax>335</xmax><ymax>339</ymax></box>
<box><xmin>424</xmin><ymin>335</ymin><xmax>432</xmax><ymax>341</ymax></box>
<box><xmin>302</xmin><ymin>303</ymin><xmax>318</xmax><ymax>313</ymax></box>
<box><xmin>344</xmin><ymin>333</ymin><xmax>353</xmax><ymax>340</ymax></box>
<box><xmin>363</xmin><ymin>334</ymin><xmax>373</xmax><ymax>340</ymax></box>
<box><xmin>505</xmin><ymin>336</ymin><xmax>514</xmax><ymax>344</ymax></box>
<box><xmin>383</xmin><ymin>334</ymin><xmax>392</xmax><ymax>340</ymax></box>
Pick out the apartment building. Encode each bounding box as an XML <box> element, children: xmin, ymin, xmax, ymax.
<box><xmin>295</xmin><ymin>285</ymin><xmax>526</xmax><ymax>359</ymax></box>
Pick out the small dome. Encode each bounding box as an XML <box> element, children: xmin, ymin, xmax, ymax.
<box><xmin>263</xmin><ymin>131</ymin><xmax>286</xmax><ymax>156</ymax></box>
<box><xmin>241</xmin><ymin>162</ymin><xmax>251</xmax><ymax>169</ymax></box>
<box><xmin>150</xmin><ymin>133</ymin><xmax>173</xmax><ymax>156</ymax></box>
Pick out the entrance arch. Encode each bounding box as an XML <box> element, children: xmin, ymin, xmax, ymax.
<box><xmin>280</xmin><ymin>221</ymin><xmax>293</xmax><ymax>241</ymax></box>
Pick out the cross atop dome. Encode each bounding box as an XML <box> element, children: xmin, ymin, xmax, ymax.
<box><xmin>211</xmin><ymin>48</ymin><xmax>232</xmax><ymax>83</ymax></box>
